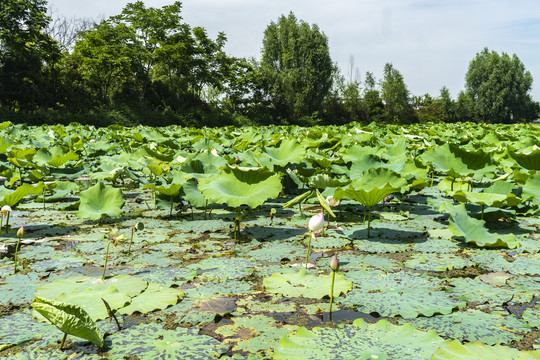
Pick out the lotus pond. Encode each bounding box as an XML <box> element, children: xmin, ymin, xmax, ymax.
<box><xmin>0</xmin><ymin>121</ymin><xmax>539</xmax><ymax>359</ymax></box>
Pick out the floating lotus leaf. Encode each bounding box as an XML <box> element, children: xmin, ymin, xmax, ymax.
<box><xmin>117</xmin><ymin>283</ymin><xmax>183</xmax><ymax>315</ymax></box>
<box><xmin>405</xmin><ymin>253</ymin><xmax>475</xmax><ymax>272</ymax></box>
<box><xmin>0</xmin><ymin>273</ymin><xmax>40</xmax><ymax>305</ymax></box>
<box><xmin>441</xmin><ymin>203</ymin><xmax>520</xmax><ymax>248</ymax></box>
<box><xmin>404</xmin><ymin>309</ymin><xmax>530</xmax><ymax>345</ymax></box>
<box><xmin>522</xmin><ymin>304</ymin><xmax>540</xmax><ymax>328</ymax></box>
<box><xmin>274</xmin><ymin>318</ymin><xmax>450</xmax><ymax>360</ymax></box>
<box><xmin>0</xmin><ymin>310</ymin><xmax>53</xmax><ymax>347</ymax></box>
<box><xmin>339</xmin><ymin>270</ymin><xmax>465</xmax><ymax>318</ymax></box>
<box><xmin>430</xmin><ymin>339</ymin><xmax>540</xmax><ymax>360</ymax></box>
<box><xmin>77</xmin><ymin>182</ymin><xmax>125</xmax><ymax>219</ymax></box>
<box><xmin>106</xmin><ymin>323</ymin><xmax>227</xmax><ymax>359</ymax></box>
<box><xmin>465</xmin><ymin>250</ymin><xmax>540</xmax><ymax>276</ymax></box>
<box><xmin>31</xmin><ymin>296</ymin><xmax>104</xmax><ymax>347</ymax></box>
<box><xmin>54</xmin><ymin>287</ymin><xmax>131</xmax><ymax>321</ymax></box>
<box><xmin>263</xmin><ymin>269</ymin><xmax>352</xmax><ymax>298</ymax></box>
<box><xmin>187</xmin><ymin>257</ymin><xmax>257</xmax><ymax>280</ymax></box>
<box><xmin>198</xmin><ymin>167</ymin><xmax>282</xmax><ymax>208</ymax></box>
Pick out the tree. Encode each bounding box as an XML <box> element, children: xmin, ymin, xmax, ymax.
<box><xmin>361</xmin><ymin>71</ymin><xmax>384</xmax><ymax>122</ymax></box>
<box><xmin>465</xmin><ymin>48</ymin><xmax>536</xmax><ymax>123</ymax></box>
<box><xmin>380</xmin><ymin>63</ymin><xmax>415</xmax><ymax>123</ymax></box>
<box><xmin>260</xmin><ymin>11</ymin><xmax>334</xmax><ymax>123</ymax></box>
<box><xmin>0</xmin><ymin>0</ymin><xmax>61</xmax><ymax>110</ymax></box>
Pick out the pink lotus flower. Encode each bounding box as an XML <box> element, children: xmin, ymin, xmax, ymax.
<box><xmin>326</xmin><ymin>196</ymin><xmax>340</xmax><ymax>207</ymax></box>
<box><xmin>308</xmin><ymin>212</ymin><xmax>324</xmax><ymax>232</ymax></box>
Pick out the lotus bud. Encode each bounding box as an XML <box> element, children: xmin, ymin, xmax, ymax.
<box><xmin>1</xmin><ymin>205</ymin><xmax>11</xmax><ymax>217</ymax></box>
<box><xmin>17</xmin><ymin>226</ymin><xmax>24</xmax><ymax>238</ymax></box>
<box><xmin>308</xmin><ymin>212</ymin><xmax>324</xmax><ymax>232</ymax></box>
<box><xmin>330</xmin><ymin>254</ymin><xmax>339</xmax><ymax>271</ymax></box>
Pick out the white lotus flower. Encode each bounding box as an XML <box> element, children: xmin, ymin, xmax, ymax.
<box><xmin>308</xmin><ymin>212</ymin><xmax>324</xmax><ymax>232</ymax></box>
<box><xmin>1</xmin><ymin>205</ymin><xmax>12</xmax><ymax>216</ymax></box>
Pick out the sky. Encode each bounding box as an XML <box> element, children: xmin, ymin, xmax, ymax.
<box><xmin>47</xmin><ymin>0</ymin><xmax>540</xmax><ymax>100</ymax></box>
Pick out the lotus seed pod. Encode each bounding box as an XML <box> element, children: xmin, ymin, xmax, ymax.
<box><xmin>330</xmin><ymin>254</ymin><xmax>339</xmax><ymax>271</ymax></box>
<box><xmin>17</xmin><ymin>226</ymin><xmax>24</xmax><ymax>238</ymax></box>
<box><xmin>1</xmin><ymin>205</ymin><xmax>11</xmax><ymax>216</ymax></box>
<box><xmin>135</xmin><ymin>222</ymin><xmax>144</xmax><ymax>231</ymax></box>
<box><xmin>308</xmin><ymin>212</ymin><xmax>324</xmax><ymax>232</ymax></box>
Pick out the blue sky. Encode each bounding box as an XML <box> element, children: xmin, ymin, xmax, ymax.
<box><xmin>47</xmin><ymin>0</ymin><xmax>540</xmax><ymax>100</ymax></box>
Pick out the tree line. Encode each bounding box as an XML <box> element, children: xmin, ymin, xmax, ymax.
<box><xmin>0</xmin><ymin>0</ymin><xmax>538</xmax><ymax>127</ymax></box>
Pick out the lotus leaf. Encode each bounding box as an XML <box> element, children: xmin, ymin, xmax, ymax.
<box><xmin>198</xmin><ymin>167</ymin><xmax>281</xmax><ymax>208</ymax></box>
<box><xmin>404</xmin><ymin>309</ymin><xmax>530</xmax><ymax>345</ymax></box>
<box><xmin>274</xmin><ymin>318</ymin><xmax>450</xmax><ymax>360</ymax></box>
<box><xmin>263</xmin><ymin>269</ymin><xmax>352</xmax><ymax>298</ymax></box>
<box><xmin>260</xmin><ymin>139</ymin><xmax>305</xmax><ymax>168</ymax></box>
<box><xmin>77</xmin><ymin>182</ymin><xmax>125</xmax><ymax>219</ymax></box>
<box><xmin>338</xmin><ymin>270</ymin><xmax>465</xmax><ymax>317</ymax></box>
<box><xmin>442</xmin><ymin>203</ymin><xmax>520</xmax><ymax>248</ymax></box>
<box><xmin>509</xmin><ymin>147</ymin><xmax>540</xmax><ymax>171</ymax></box>
<box><xmin>452</xmin><ymin>190</ymin><xmax>521</xmax><ymax>208</ymax></box>
<box><xmin>522</xmin><ymin>172</ymin><xmax>540</xmax><ymax>204</ymax></box>
<box><xmin>430</xmin><ymin>339</ymin><xmax>540</xmax><ymax>360</ymax></box>
<box><xmin>522</xmin><ymin>304</ymin><xmax>540</xmax><ymax>328</ymax></box>
<box><xmin>0</xmin><ymin>182</ymin><xmax>45</xmax><ymax>207</ymax></box>
<box><xmin>405</xmin><ymin>253</ymin><xmax>475</xmax><ymax>272</ymax></box>
<box><xmin>118</xmin><ymin>282</ymin><xmax>183</xmax><ymax>315</ymax></box>
<box><xmin>31</xmin><ymin>296</ymin><xmax>104</xmax><ymax>347</ymax></box>
<box><xmin>106</xmin><ymin>323</ymin><xmax>227</xmax><ymax>359</ymax></box>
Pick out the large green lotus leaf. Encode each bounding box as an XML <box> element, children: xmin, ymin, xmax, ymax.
<box><xmin>187</xmin><ymin>257</ymin><xmax>257</xmax><ymax>280</ymax></box>
<box><xmin>308</xmin><ymin>173</ymin><xmax>349</xmax><ymax>189</ymax></box>
<box><xmin>522</xmin><ymin>172</ymin><xmax>540</xmax><ymax>204</ymax></box>
<box><xmin>7</xmin><ymin>147</ymin><xmax>36</xmax><ymax>168</ymax></box>
<box><xmin>54</xmin><ymin>287</ymin><xmax>131</xmax><ymax>321</ymax></box>
<box><xmin>348</xmin><ymin>154</ymin><xmax>385</xmax><ymax>178</ymax></box>
<box><xmin>0</xmin><ymin>272</ymin><xmax>40</xmax><ymax>305</ymax></box>
<box><xmin>106</xmin><ymin>323</ymin><xmax>228</xmax><ymax>359</ymax></box>
<box><xmin>405</xmin><ymin>253</ymin><xmax>475</xmax><ymax>272</ymax></box>
<box><xmin>274</xmin><ymin>318</ymin><xmax>450</xmax><ymax>360</ymax></box>
<box><xmin>452</xmin><ymin>191</ymin><xmax>521</xmax><ymax>207</ymax></box>
<box><xmin>118</xmin><ymin>282</ymin><xmax>183</xmax><ymax>315</ymax></box>
<box><xmin>445</xmin><ymin>277</ymin><xmax>532</xmax><ymax>304</ymax></box>
<box><xmin>421</xmin><ymin>143</ymin><xmax>471</xmax><ymax>175</ymax></box>
<box><xmin>0</xmin><ymin>182</ymin><xmax>45</xmax><ymax>207</ymax></box>
<box><xmin>442</xmin><ymin>203</ymin><xmax>520</xmax><ymax>248</ymax></box>
<box><xmin>198</xmin><ymin>167</ymin><xmax>282</xmax><ymax>208</ymax></box>
<box><xmin>263</xmin><ymin>269</ymin><xmax>352</xmax><ymax>298</ymax></box>
<box><xmin>34</xmin><ymin>146</ymin><xmax>79</xmax><ymax>168</ymax></box>
<box><xmin>339</xmin><ymin>270</ymin><xmax>465</xmax><ymax>318</ymax></box>
<box><xmin>35</xmin><ymin>275</ymin><xmax>148</xmax><ymax>300</ymax></box>
<box><xmin>77</xmin><ymin>182</ymin><xmax>125</xmax><ymax>219</ymax></box>
<box><xmin>430</xmin><ymin>339</ymin><xmax>540</xmax><ymax>360</ymax></box>
<box><xmin>341</xmin><ymin>144</ymin><xmax>380</xmax><ymax>163</ymax></box>
<box><xmin>152</xmin><ymin>182</ymin><xmax>184</xmax><ymax>196</ymax></box>
<box><xmin>31</xmin><ymin>296</ymin><xmax>104</xmax><ymax>347</ymax></box>
<box><xmin>181</xmin><ymin>178</ymin><xmax>207</xmax><ymax>207</ymax></box>
<box><xmin>509</xmin><ymin>147</ymin><xmax>540</xmax><ymax>171</ymax></box>
<box><xmin>260</xmin><ymin>139</ymin><xmax>305</xmax><ymax>167</ymax></box>
<box><xmin>216</xmin><ymin>314</ymin><xmax>298</xmax><ymax>357</ymax></box>
<box><xmin>0</xmin><ymin>309</ymin><xmax>53</xmax><ymax>347</ymax></box>
<box><xmin>38</xmin><ymin>180</ymin><xmax>80</xmax><ymax>202</ymax></box>
<box><xmin>334</xmin><ymin>183</ymin><xmax>399</xmax><ymax>208</ymax></box>
<box><xmin>0</xmin><ymin>136</ymin><xmax>16</xmax><ymax>153</ymax></box>
<box><xmin>350</xmin><ymin>167</ymin><xmax>408</xmax><ymax>191</ymax></box>
<box><xmin>465</xmin><ymin>250</ymin><xmax>540</xmax><ymax>276</ymax></box>
<box><xmin>403</xmin><ymin>309</ymin><xmax>530</xmax><ymax>345</ymax></box>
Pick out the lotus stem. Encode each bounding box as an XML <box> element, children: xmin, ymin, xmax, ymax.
<box><xmin>128</xmin><ymin>227</ymin><xmax>135</xmax><ymax>252</ymax></box>
<box><xmin>322</xmin><ymin>210</ymin><xmax>326</xmax><ymax>236</ymax></box>
<box><xmin>5</xmin><ymin>212</ymin><xmax>9</xmax><ymax>233</ymax></box>
<box><xmin>367</xmin><ymin>207</ymin><xmax>372</xmax><ymax>238</ymax></box>
<box><xmin>59</xmin><ymin>332</ymin><xmax>67</xmax><ymax>350</ymax></box>
<box><xmin>430</xmin><ymin>170</ymin><xmax>434</xmax><ymax>188</ymax></box>
<box><xmin>43</xmin><ymin>186</ymin><xmax>46</xmax><ymax>211</ymax></box>
<box><xmin>1</xmin><ymin>215</ymin><xmax>3</xmax><ymax>233</ymax></box>
<box><xmin>102</xmin><ymin>239</ymin><xmax>114</xmax><ymax>280</ymax></box>
<box><xmin>329</xmin><ymin>269</ymin><xmax>336</xmax><ymax>318</ymax></box>
<box><xmin>170</xmin><ymin>195</ymin><xmax>174</xmax><ymax>216</ymax></box>
<box><xmin>481</xmin><ymin>205</ymin><xmax>485</xmax><ymax>220</ymax></box>
<box><xmin>305</xmin><ymin>231</ymin><xmax>312</xmax><ymax>269</ymax></box>
<box><xmin>13</xmin><ymin>236</ymin><xmax>21</xmax><ymax>274</ymax></box>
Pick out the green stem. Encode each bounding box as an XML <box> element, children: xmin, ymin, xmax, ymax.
<box><xmin>430</xmin><ymin>170</ymin><xmax>434</xmax><ymax>188</ymax></box>
<box><xmin>329</xmin><ymin>270</ymin><xmax>336</xmax><ymax>316</ymax></box>
<box><xmin>5</xmin><ymin>212</ymin><xmax>9</xmax><ymax>233</ymax></box>
<box><xmin>481</xmin><ymin>205</ymin><xmax>485</xmax><ymax>220</ymax></box>
<box><xmin>305</xmin><ymin>231</ymin><xmax>312</xmax><ymax>269</ymax></box>
<box><xmin>170</xmin><ymin>195</ymin><xmax>174</xmax><ymax>216</ymax></box>
<box><xmin>43</xmin><ymin>186</ymin><xmax>46</xmax><ymax>211</ymax></box>
<box><xmin>102</xmin><ymin>240</ymin><xmax>114</xmax><ymax>280</ymax></box>
<box><xmin>128</xmin><ymin>227</ymin><xmax>134</xmax><ymax>252</ymax></box>
<box><xmin>59</xmin><ymin>332</ymin><xmax>67</xmax><ymax>350</ymax></box>
<box><xmin>367</xmin><ymin>207</ymin><xmax>372</xmax><ymax>238</ymax></box>
<box><xmin>322</xmin><ymin>210</ymin><xmax>325</xmax><ymax>236</ymax></box>
<box><xmin>14</xmin><ymin>236</ymin><xmax>21</xmax><ymax>274</ymax></box>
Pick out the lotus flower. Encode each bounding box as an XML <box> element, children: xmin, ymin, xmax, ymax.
<box><xmin>330</xmin><ymin>254</ymin><xmax>339</xmax><ymax>271</ymax></box>
<box><xmin>1</xmin><ymin>205</ymin><xmax>11</xmax><ymax>216</ymax></box>
<box><xmin>329</xmin><ymin>253</ymin><xmax>340</xmax><ymax>317</ymax></box>
<box><xmin>14</xmin><ymin>226</ymin><xmax>24</xmax><ymax>274</ymax></box>
<box><xmin>1</xmin><ymin>205</ymin><xmax>12</xmax><ymax>233</ymax></box>
<box><xmin>326</xmin><ymin>196</ymin><xmax>340</xmax><ymax>207</ymax></box>
<box><xmin>309</xmin><ymin>212</ymin><xmax>324</xmax><ymax>232</ymax></box>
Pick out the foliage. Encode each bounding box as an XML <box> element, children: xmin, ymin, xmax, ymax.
<box><xmin>465</xmin><ymin>47</ymin><xmax>536</xmax><ymax>123</ymax></box>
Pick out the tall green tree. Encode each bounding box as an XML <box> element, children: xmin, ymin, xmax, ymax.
<box><xmin>362</xmin><ymin>71</ymin><xmax>384</xmax><ymax>122</ymax></box>
<box><xmin>260</xmin><ymin>12</ymin><xmax>334</xmax><ymax>123</ymax></box>
<box><xmin>465</xmin><ymin>48</ymin><xmax>536</xmax><ymax>123</ymax></box>
<box><xmin>380</xmin><ymin>63</ymin><xmax>415</xmax><ymax>123</ymax></box>
<box><xmin>0</xmin><ymin>0</ymin><xmax>61</xmax><ymax>110</ymax></box>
